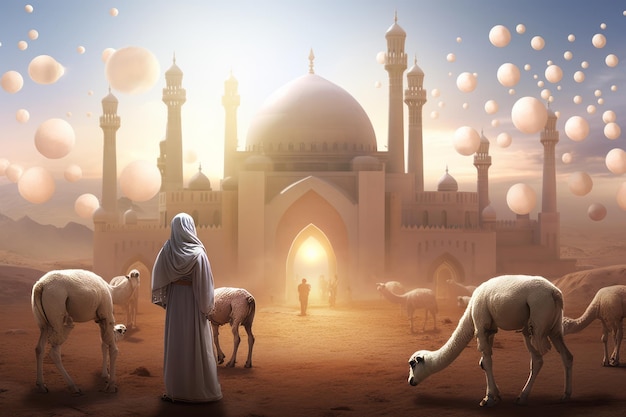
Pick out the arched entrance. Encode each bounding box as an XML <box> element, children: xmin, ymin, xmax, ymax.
<box><xmin>428</xmin><ymin>253</ymin><xmax>464</xmax><ymax>301</ymax></box>
<box><xmin>285</xmin><ymin>224</ymin><xmax>337</xmax><ymax>305</ymax></box>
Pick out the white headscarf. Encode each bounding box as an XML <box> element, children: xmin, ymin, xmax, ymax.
<box><xmin>151</xmin><ymin>213</ymin><xmax>214</xmax><ymax>313</ymax></box>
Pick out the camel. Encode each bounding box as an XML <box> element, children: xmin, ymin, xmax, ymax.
<box><xmin>32</xmin><ymin>269</ymin><xmax>127</xmax><ymax>394</ymax></box>
<box><xmin>407</xmin><ymin>274</ymin><xmax>573</xmax><ymax>407</ymax></box>
<box><xmin>377</xmin><ymin>284</ymin><xmax>438</xmax><ymax>332</ymax></box>
<box><xmin>446</xmin><ymin>278</ymin><xmax>476</xmax><ymax>299</ymax></box>
<box><xmin>109</xmin><ymin>269</ymin><xmax>140</xmax><ymax>329</ymax></box>
<box><xmin>563</xmin><ymin>284</ymin><xmax>626</xmax><ymax>367</ymax></box>
<box><xmin>457</xmin><ymin>295</ymin><xmax>471</xmax><ymax>308</ymax></box>
<box><xmin>376</xmin><ymin>281</ymin><xmax>407</xmax><ymax>314</ymax></box>
<box><xmin>209</xmin><ymin>287</ymin><xmax>256</xmax><ymax>368</ymax></box>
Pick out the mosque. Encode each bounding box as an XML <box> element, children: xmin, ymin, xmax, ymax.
<box><xmin>92</xmin><ymin>16</ymin><xmax>576</xmax><ymax>303</ymax></box>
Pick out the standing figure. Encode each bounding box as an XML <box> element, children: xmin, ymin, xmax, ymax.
<box><xmin>151</xmin><ymin>213</ymin><xmax>222</xmax><ymax>403</ymax></box>
<box><xmin>298</xmin><ymin>278</ymin><xmax>311</xmax><ymax>316</ymax></box>
<box><xmin>329</xmin><ymin>274</ymin><xmax>339</xmax><ymax>307</ymax></box>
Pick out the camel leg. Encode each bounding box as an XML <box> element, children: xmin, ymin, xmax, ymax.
<box><xmin>477</xmin><ymin>329</ymin><xmax>500</xmax><ymax>407</ymax></box>
<box><xmin>35</xmin><ymin>326</ymin><xmax>49</xmax><ymax>393</ymax></box>
<box><xmin>610</xmin><ymin>323</ymin><xmax>622</xmax><ymax>366</ymax></box>
<box><xmin>549</xmin><ymin>332</ymin><xmax>573</xmax><ymax>401</ymax></box>
<box><xmin>212</xmin><ymin>323</ymin><xmax>225</xmax><ymax>364</ymax></box>
<box><xmin>227</xmin><ymin>321</ymin><xmax>242</xmax><ymax>367</ymax></box>
<box><xmin>243</xmin><ymin>322</ymin><xmax>255</xmax><ymax>368</ymax></box>
<box><xmin>49</xmin><ymin>344</ymin><xmax>81</xmax><ymax>395</ymax></box>
<box><xmin>99</xmin><ymin>320</ymin><xmax>119</xmax><ymax>393</ymax></box>
<box><xmin>601</xmin><ymin>325</ymin><xmax>610</xmax><ymax>366</ymax></box>
<box><xmin>516</xmin><ymin>329</ymin><xmax>544</xmax><ymax>405</ymax></box>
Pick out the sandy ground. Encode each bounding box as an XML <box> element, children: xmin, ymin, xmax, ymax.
<box><xmin>1</xmin><ymin>263</ymin><xmax>625</xmax><ymax>417</ymax></box>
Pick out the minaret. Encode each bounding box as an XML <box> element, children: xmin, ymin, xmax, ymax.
<box><xmin>473</xmin><ymin>131</ymin><xmax>492</xmax><ymax>227</ymax></box>
<box><xmin>98</xmin><ymin>88</ymin><xmax>120</xmax><ymax>222</ymax></box>
<box><xmin>405</xmin><ymin>56</ymin><xmax>427</xmax><ymax>191</ymax></box>
<box><xmin>222</xmin><ymin>71</ymin><xmax>240</xmax><ymax>180</ymax></box>
<box><xmin>384</xmin><ymin>12</ymin><xmax>407</xmax><ymax>174</ymax></box>
<box><xmin>539</xmin><ymin>108</ymin><xmax>560</xmax><ymax>254</ymax></box>
<box><xmin>162</xmin><ymin>54</ymin><xmax>186</xmax><ymax>191</ymax></box>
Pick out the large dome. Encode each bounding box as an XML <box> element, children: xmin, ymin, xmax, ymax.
<box><xmin>246</xmin><ymin>73</ymin><xmax>377</xmax><ymax>153</ymax></box>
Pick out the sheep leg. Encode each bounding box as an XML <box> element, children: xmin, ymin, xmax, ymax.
<box><xmin>99</xmin><ymin>321</ymin><xmax>119</xmax><ymax>393</ymax></box>
<box><xmin>478</xmin><ymin>330</ymin><xmax>500</xmax><ymax>407</ymax></box>
<box><xmin>601</xmin><ymin>325</ymin><xmax>610</xmax><ymax>366</ymax></box>
<box><xmin>227</xmin><ymin>321</ymin><xmax>242</xmax><ymax>367</ymax></box>
<box><xmin>243</xmin><ymin>322</ymin><xmax>255</xmax><ymax>368</ymax></box>
<box><xmin>212</xmin><ymin>323</ymin><xmax>225</xmax><ymax>364</ymax></box>
<box><xmin>49</xmin><ymin>344</ymin><xmax>81</xmax><ymax>395</ymax></box>
<box><xmin>610</xmin><ymin>324</ymin><xmax>622</xmax><ymax>366</ymax></box>
<box><xmin>549</xmin><ymin>332</ymin><xmax>573</xmax><ymax>401</ymax></box>
<box><xmin>516</xmin><ymin>329</ymin><xmax>544</xmax><ymax>405</ymax></box>
<box><xmin>35</xmin><ymin>326</ymin><xmax>49</xmax><ymax>393</ymax></box>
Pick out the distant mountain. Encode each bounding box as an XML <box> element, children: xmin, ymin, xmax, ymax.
<box><xmin>0</xmin><ymin>213</ymin><xmax>93</xmax><ymax>261</ymax></box>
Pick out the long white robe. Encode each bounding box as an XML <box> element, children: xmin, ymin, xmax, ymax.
<box><xmin>152</xmin><ymin>213</ymin><xmax>222</xmax><ymax>402</ymax></box>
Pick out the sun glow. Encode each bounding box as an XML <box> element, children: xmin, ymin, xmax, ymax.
<box><xmin>300</xmin><ymin>237</ymin><xmax>323</xmax><ymax>263</ymax></box>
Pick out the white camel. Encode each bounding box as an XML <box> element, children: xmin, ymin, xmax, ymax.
<box><xmin>377</xmin><ymin>284</ymin><xmax>438</xmax><ymax>332</ymax></box>
<box><xmin>563</xmin><ymin>284</ymin><xmax>626</xmax><ymax>367</ymax></box>
<box><xmin>407</xmin><ymin>275</ymin><xmax>573</xmax><ymax>407</ymax></box>
<box><xmin>209</xmin><ymin>287</ymin><xmax>256</xmax><ymax>368</ymax></box>
<box><xmin>376</xmin><ymin>281</ymin><xmax>407</xmax><ymax>314</ymax></box>
<box><xmin>109</xmin><ymin>269</ymin><xmax>140</xmax><ymax>329</ymax></box>
<box><xmin>32</xmin><ymin>269</ymin><xmax>127</xmax><ymax>394</ymax></box>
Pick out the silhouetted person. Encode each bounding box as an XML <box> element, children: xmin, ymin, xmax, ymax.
<box><xmin>298</xmin><ymin>278</ymin><xmax>311</xmax><ymax>316</ymax></box>
<box><xmin>329</xmin><ymin>274</ymin><xmax>338</xmax><ymax>307</ymax></box>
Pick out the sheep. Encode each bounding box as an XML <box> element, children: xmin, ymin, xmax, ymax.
<box><xmin>110</xmin><ymin>269</ymin><xmax>140</xmax><ymax>329</ymax></box>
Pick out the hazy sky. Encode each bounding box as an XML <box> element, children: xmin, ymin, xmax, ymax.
<box><xmin>0</xmin><ymin>0</ymin><xmax>625</xmax><ymax>229</ymax></box>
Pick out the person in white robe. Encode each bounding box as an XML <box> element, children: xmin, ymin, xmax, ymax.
<box><xmin>152</xmin><ymin>212</ymin><xmax>222</xmax><ymax>403</ymax></box>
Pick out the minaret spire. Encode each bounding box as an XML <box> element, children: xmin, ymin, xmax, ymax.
<box><xmin>308</xmin><ymin>48</ymin><xmax>315</xmax><ymax>74</ymax></box>
<box><xmin>162</xmin><ymin>54</ymin><xmax>186</xmax><ymax>191</ymax></box>
<box><xmin>405</xmin><ymin>53</ymin><xmax>427</xmax><ymax>190</ymax></box>
<box><xmin>222</xmin><ymin>70</ymin><xmax>240</xmax><ymax>179</ymax></box>
<box><xmin>98</xmin><ymin>89</ymin><xmax>120</xmax><ymax>223</ymax></box>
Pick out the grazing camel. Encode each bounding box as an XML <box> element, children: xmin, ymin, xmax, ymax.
<box><xmin>32</xmin><ymin>269</ymin><xmax>127</xmax><ymax>394</ymax></box>
<box><xmin>376</xmin><ymin>281</ymin><xmax>407</xmax><ymax>314</ymax></box>
<box><xmin>109</xmin><ymin>269</ymin><xmax>140</xmax><ymax>329</ymax></box>
<box><xmin>407</xmin><ymin>275</ymin><xmax>573</xmax><ymax>407</ymax></box>
<box><xmin>563</xmin><ymin>284</ymin><xmax>626</xmax><ymax>366</ymax></box>
<box><xmin>209</xmin><ymin>287</ymin><xmax>256</xmax><ymax>368</ymax></box>
<box><xmin>377</xmin><ymin>284</ymin><xmax>438</xmax><ymax>332</ymax></box>
<box><xmin>446</xmin><ymin>278</ymin><xmax>476</xmax><ymax>298</ymax></box>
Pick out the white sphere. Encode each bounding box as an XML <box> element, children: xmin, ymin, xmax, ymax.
<box><xmin>506</xmin><ymin>183</ymin><xmax>536</xmax><ymax>215</ymax></box>
<box><xmin>496</xmin><ymin>132</ymin><xmax>512</xmax><ymax>148</ymax></box>
<box><xmin>602</xmin><ymin>110</ymin><xmax>617</xmax><ymax>123</ymax></box>
<box><xmin>105</xmin><ymin>46</ymin><xmax>160</xmax><ymax>94</ymax></box>
<box><xmin>605</xmin><ymin>148</ymin><xmax>626</xmax><ymax>174</ymax></box>
<box><xmin>119</xmin><ymin>160</ymin><xmax>161</xmax><ymax>202</ymax></box>
<box><xmin>484</xmin><ymin>99</ymin><xmax>499</xmax><ymax>114</ymax></box>
<box><xmin>592</xmin><ymin>33</ymin><xmax>607</xmax><ymax>48</ymax></box>
<box><xmin>34</xmin><ymin>118</ymin><xmax>75</xmax><ymax>159</ymax></box>
<box><xmin>562</xmin><ymin>152</ymin><xmax>573</xmax><ymax>164</ymax></box>
<box><xmin>453</xmin><ymin>126</ymin><xmax>481</xmax><ymax>156</ymax></box>
<box><xmin>497</xmin><ymin>63</ymin><xmax>520</xmax><ymax>87</ymax></box>
<box><xmin>587</xmin><ymin>203</ymin><xmax>607</xmax><ymax>221</ymax></box>
<box><xmin>75</xmin><ymin>193</ymin><xmax>100</xmax><ymax>219</ymax></box>
<box><xmin>456</xmin><ymin>72</ymin><xmax>477</xmax><ymax>93</ymax></box>
<box><xmin>573</xmin><ymin>71</ymin><xmax>585</xmax><ymax>83</ymax></box>
<box><xmin>605</xmin><ymin>54</ymin><xmax>619</xmax><ymax>67</ymax></box>
<box><xmin>511</xmin><ymin>96</ymin><xmax>548</xmax><ymax>134</ymax></box>
<box><xmin>16</xmin><ymin>108</ymin><xmax>30</xmax><ymax>123</ymax></box>
<box><xmin>1</xmin><ymin>70</ymin><xmax>24</xmax><ymax>93</ymax></box>
<box><xmin>446</xmin><ymin>53</ymin><xmax>456</xmax><ymax>63</ymax></box>
<box><xmin>489</xmin><ymin>25</ymin><xmax>511</xmax><ymax>47</ymax></box>
<box><xmin>568</xmin><ymin>171</ymin><xmax>593</xmax><ymax>196</ymax></box>
<box><xmin>544</xmin><ymin>64</ymin><xmax>563</xmax><ymax>83</ymax></box>
<box><xmin>564</xmin><ymin>116</ymin><xmax>590</xmax><ymax>142</ymax></box>
<box><xmin>28</xmin><ymin>55</ymin><xmax>64</xmax><ymax>85</ymax></box>
<box><xmin>531</xmin><ymin>36</ymin><xmax>545</xmax><ymax>50</ymax></box>
<box><xmin>376</xmin><ymin>51</ymin><xmax>386</xmax><ymax>65</ymax></box>
<box><xmin>64</xmin><ymin>164</ymin><xmax>83</xmax><ymax>182</ymax></box>
<box><xmin>604</xmin><ymin>122</ymin><xmax>621</xmax><ymax>140</ymax></box>
<box><xmin>516</xmin><ymin>24</ymin><xmax>526</xmax><ymax>34</ymax></box>
<box><xmin>18</xmin><ymin>166</ymin><xmax>55</xmax><ymax>204</ymax></box>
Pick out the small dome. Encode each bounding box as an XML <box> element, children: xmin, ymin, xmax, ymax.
<box><xmin>437</xmin><ymin>168</ymin><xmax>458</xmax><ymax>192</ymax></box>
<box><xmin>124</xmin><ymin>209</ymin><xmax>138</xmax><ymax>225</ymax></box>
<box><xmin>407</xmin><ymin>61</ymin><xmax>424</xmax><ymax>76</ymax></box>
<box><xmin>92</xmin><ymin>206</ymin><xmax>107</xmax><ymax>222</ymax></box>
<box><xmin>386</xmin><ymin>16</ymin><xmax>406</xmax><ymax>38</ymax></box>
<box><xmin>102</xmin><ymin>90</ymin><xmax>118</xmax><ymax>103</ymax></box>
<box><xmin>481</xmin><ymin>204</ymin><xmax>497</xmax><ymax>221</ymax></box>
<box><xmin>352</xmin><ymin>155</ymin><xmax>382</xmax><ymax>171</ymax></box>
<box><xmin>188</xmin><ymin>165</ymin><xmax>211</xmax><ymax>190</ymax></box>
<box><xmin>165</xmin><ymin>60</ymin><xmax>183</xmax><ymax>76</ymax></box>
<box><xmin>221</xmin><ymin>176</ymin><xmax>238</xmax><ymax>191</ymax></box>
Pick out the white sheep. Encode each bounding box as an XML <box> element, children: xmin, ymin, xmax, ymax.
<box><xmin>32</xmin><ymin>269</ymin><xmax>127</xmax><ymax>394</ymax></box>
<box><xmin>110</xmin><ymin>269</ymin><xmax>140</xmax><ymax>329</ymax></box>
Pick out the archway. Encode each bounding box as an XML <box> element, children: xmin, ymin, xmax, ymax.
<box><xmin>428</xmin><ymin>253</ymin><xmax>464</xmax><ymax>301</ymax></box>
<box><xmin>285</xmin><ymin>224</ymin><xmax>337</xmax><ymax>306</ymax></box>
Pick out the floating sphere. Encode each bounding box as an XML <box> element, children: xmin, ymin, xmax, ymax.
<box><xmin>617</xmin><ymin>182</ymin><xmax>626</xmax><ymax>210</ymax></box>
<box><xmin>587</xmin><ymin>203</ymin><xmax>607</xmax><ymax>221</ymax></box>
<box><xmin>562</xmin><ymin>152</ymin><xmax>573</xmax><ymax>164</ymax></box>
<box><xmin>592</xmin><ymin>33</ymin><xmax>607</xmax><ymax>48</ymax></box>
<box><xmin>496</xmin><ymin>132</ymin><xmax>512</xmax><ymax>148</ymax></box>
<box><xmin>28</xmin><ymin>29</ymin><xmax>38</xmax><ymax>40</ymax></box>
<box><xmin>453</xmin><ymin>126</ymin><xmax>481</xmax><ymax>156</ymax></box>
<box><xmin>603</xmin><ymin>110</ymin><xmax>617</xmax><ymax>123</ymax></box>
<box><xmin>568</xmin><ymin>171</ymin><xmax>593</xmax><ymax>196</ymax></box>
<box><xmin>110</xmin><ymin>8</ymin><xmax>119</xmax><ymax>17</ymax></box>
<box><xmin>456</xmin><ymin>72</ymin><xmax>477</xmax><ymax>93</ymax></box>
<box><xmin>573</xmin><ymin>95</ymin><xmax>583</xmax><ymax>104</ymax></box>
<box><xmin>489</xmin><ymin>25</ymin><xmax>511</xmax><ymax>47</ymax></box>
<box><xmin>564</xmin><ymin>51</ymin><xmax>573</xmax><ymax>60</ymax></box>
<box><xmin>101</xmin><ymin>47</ymin><xmax>116</xmax><ymax>63</ymax></box>
<box><xmin>430</xmin><ymin>111</ymin><xmax>439</xmax><ymax>119</ymax></box>
<box><xmin>64</xmin><ymin>164</ymin><xmax>83</xmax><ymax>182</ymax></box>
<box><xmin>524</xmin><ymin>64</ymin><xmax>531</xmax><ymax>71</ymax></box>
<box><xmin>606</xmin><ymin>54</ymin><xmax>619</xmax><ymax>67</ymax></box>
<box><xmin>581</xmin><ymin>61</ymin><xmax>589</xmax><ymax>69</ymax></box>
<box><xmin>516</xmin><ymin>24</ymin><xmax>526</xmax><ymax>34</ymax></box>
<box><xmin>25</xmin><ymin>4</ymin><xmax>33</xmax><ymax>13</ymax></box>
<box><xmin>1</xmin><ymin>70</ymin><xmax>24</xmax><ymax>93</ymax></box>
<box><xmin>28</xmin><ymin>55</ymin><xmax>64</xmax><ymax>85</ymax></box>
<box><xmin>105</xmin><ymin>47</ymin><xmax>160</xmax><ymax>94</ymax></box>
<box><xmin>605</xmin><ymin>122</ymin><xmax>621</xmax><ymax>140</ymax></box>
<box><xmin>611</xmin><ymin>85</ymin><xmax>618</xmax><ymax>92</ymax></box>
<box><xmin>605</xmin><ymin>148</ymin><xmax>626</xmax><ymax>174</ymax></box>
<box><xmin>545</xmin><ymin>64</ymin><xmax>563</xmax><ymax>83</ymax></box>
<box><xmin>18</xmin><ymin>40</ymin><xmax>28</xmax><ymax>51</ymax></box>
<box><xmin>456</xmin><ymin>37</ymin><xmax>462</xmax><ymax>43</ymax></box>
<box><xmin>16</xmin><ymin>109</ymin><xmax>29</xmax><ymax>123</ymax></box>
<box><xmin>595</xmin><ymin>89</ymin><xmax>602</xmax><ymax>97</ymax></box>
<box><xmin>34</xmin><ymin>118</ymin><xmax>75</xmax><ymax>159</ymax></box>
<box><xmin>506</xmin><ymin>183</ymin><xmax>536</xmax><ymax>215</ymax></box>
<box><xmin>119</xmin><ymin>160</ymin><xmax>161</xmax><ymax>202</ymax></box>
<box><xmin>77</xmin><ymin>45</ymin><xmax>85</xmax><ymax>54</ymax></box>
<box><xmin>18</xmin><ymin>166</ymin><xmax>55</xmax><ymax>204</ymax></box>
<box><xmin>540</xmin><ymin>89</ymin><xmax>551</xmax><ymax>100</ymax></box>
<box><xmin>491</xmin><ymin>119</ymin><xmax>500</xmax><ymax>127</ymax></box>
<box><xmin>531</xmin><ymin>36</ymin><xmax>545</xmax><ymax>50</ymax></box>
<box><xmin>375</xmin><ymin>51</ymin><xmax>386</xmax><ymax>65</ymax></box>
<box><xmin>431</xmin><ymin>88</ymin><xmax>440</xmax><ymax>98</ymax></box>
<box><xmin>374</xmin><ymin>81</ymin><xmax>381</xmax><ymax>88</ymax></box>
<box><xmin>587</xmin><ymin>105</ymin><xmax>596</xmax><ymax>115</ymax></box>
<box><xmin>511</xmin><ymin>96</ymin><xmax>548</xmax><ymax>134</ymax></box>
<box><xmin>496</xmin><ymin>63</ymin><xmax>520</xmax><ymax>87</ymax></box>
<box><xmin>446</xmin><ymin>53</ymin><xmax>456</xmax><ymax>62</ymax></box>
<box><xmin>568</xmin><ymin>34</ymin><xmax>575</xmax><ymax>42</ymax></box>
<box><xmin>75</xmin><ymin>193</ymin><xmax>100</xmax><ymax>219</ymax></box>
<box><xmin>484</xmin><ymin>99</ymin><xmax>498</xmax><ymax>114</ymax></box>
<box><xmin>564</xmin><ymin>116</ymin><xmax>589</xmax><ymax>141</ymax></box>
<box><xmin>573</xmin><ymin>71</ymin><xmax>585</xmax><ymax>83</ymax></box>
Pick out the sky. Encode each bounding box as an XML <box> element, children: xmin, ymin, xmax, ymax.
<box><xmin>0</xmin><ymin>0</ymin><xmax>625</xmax><ymax>230</ymax></box>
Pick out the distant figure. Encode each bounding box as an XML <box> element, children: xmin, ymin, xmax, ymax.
<box><xmin>329</xmin><ymin>274</ymin><xmax>339</xmax><ymax>307</ymax></box>
<box><xmin>152</xmin><ymin>213</ymin><xmax>222</xmax><ymax>403</ymax></box>
<box><xmin>319</xmin><ymin>274</ymin><xmax>328</xmax><ymax>300</ymax></box>
<box><xmin>298</xmin><ymin>278</ymin><xmax>311</xmax><ymax>316</ymax></box>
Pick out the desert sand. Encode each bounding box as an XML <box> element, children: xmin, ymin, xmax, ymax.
<box><xmin>1</xmin><ymin>243</ymin><xmax>626</xmax><ymax>417</ymax></box>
